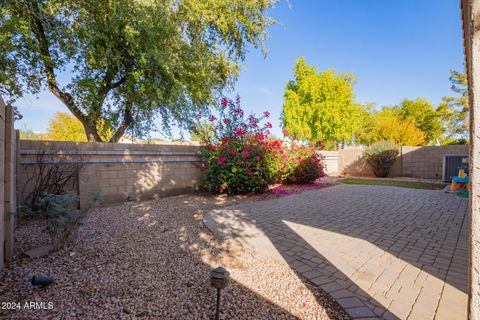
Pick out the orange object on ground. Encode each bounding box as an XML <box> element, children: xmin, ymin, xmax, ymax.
<box><xmin>451</xmin><ymin>181</ymin><xmax>457</xmax><ymax>191</ymax></box>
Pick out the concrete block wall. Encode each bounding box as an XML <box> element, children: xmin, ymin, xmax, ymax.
<box><xmin>338</xmin><ymin>145</ymin><xmax>469</xmax><ymax>180</ymax></box>
<box><xmin>18</xmin><ymin>140</ymin><xmax>203</xmax><ymax>207</ymax></box>
<box><xmin>338</xmin><ymin>147</ymin><xmax>376</xmax><ymax>177</ymax></box>
<box><xmin>401</xmin><ymin>145</ymin><xmax>469</xmax><ymax>180</ymax></box>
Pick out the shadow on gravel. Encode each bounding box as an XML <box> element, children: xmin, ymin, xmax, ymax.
<box><xmin>206</xmin><ymin>185</ymin><xmax>469</xmax><ymax>319</ymax></box>
<box><xmin>1</xmin><ymin>194</ymin><xmax>340</xmax><ymax>320</ymax></box>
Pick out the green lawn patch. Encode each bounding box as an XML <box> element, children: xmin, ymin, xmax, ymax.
<box><xmin>339</xmin><ymin>178</ymin><xmax>447</xmax><ymax>190</ymax></box>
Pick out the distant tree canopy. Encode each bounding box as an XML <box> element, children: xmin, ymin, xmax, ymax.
<box><xmin>20</xmin><ymin>112</ymin><xmax>113</xmax><ymax>142</ymax></box>
<box><xmin>282</xmin><ymin>58</ymin><xmax>469</xmax><ymax>148</ymax></box>
<box><xmin>1</xmin><ymin>0</ymin><xmax>276</xmax><ymax>142</ymax></box>
<box><xmin>282</xmin><ymin>57</ymin><xmax>363</xmax><ymax>149</ymax></box>
<box><xmin>19</xmin><ymin>128</ymin><xmax>45</xmax><ymax>140</ymax></box>
<box><xmin>394</xmin><ymin>98</ymin><xmax>443</xmax><ymax>144</ymax></box>
<box><xmin>437</xmin><ymin>70</ymin><xmax>469</xmax><ymax>143</ymax></box>
<box><xmin>369</xmin><ymin>108</ymin><xmax>426</xmax><ymax>146</ymax></box>
<box><xmin>190</xmin><ymin>120</ymin><xmax>215</xmax><ymax>144</ymax></box>
<box><xmin>47</xmin><ymin>112</ymin><xmax>88</xmax><ymax>142</ymax></box>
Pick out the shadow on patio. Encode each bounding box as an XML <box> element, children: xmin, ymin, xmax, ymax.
<box><xmin>1</xmin><ymin>191</ymin><xmax>353</xmax><ymax>319</ymax></box>
<box><xmin>205</xmin><ymin>184</ymin><xmax>469</xmax><ymax>319</ymax></box>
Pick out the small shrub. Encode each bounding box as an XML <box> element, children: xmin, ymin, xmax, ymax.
<box><xmin>363</xmin><ymin>141</ymin><xmax>399</xmax><ymax>177</ymax></box>
<box><xmin>21</xmin><ymin>150</ymin><xmax>84</xmax><ymax>215</ymax></box>
<box><xmin>36</xmin><ymin>192</ymin><xmax>103</xmax><ymax>249</ymax></box>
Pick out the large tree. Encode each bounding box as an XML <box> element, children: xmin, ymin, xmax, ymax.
<box><xmin>282</xmin><ymin>57</ymin><xmax>362</xmax><ymax>149</ymax></box>
<box><xmin>1</xmin><ymin>0</ymin><xmax>275</xmax><ymax>142</ymax></box>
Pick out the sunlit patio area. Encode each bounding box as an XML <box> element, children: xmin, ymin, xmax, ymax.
<box><xmin>205</xmin><ymin>184</ymin><xmax>468</xmax><ymax>319</ymax></box>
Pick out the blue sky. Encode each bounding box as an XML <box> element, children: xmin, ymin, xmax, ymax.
<box><xmin>16</xmin><ymin>0</ymin><xmax>464</xmax><ymax>139</ymax></box>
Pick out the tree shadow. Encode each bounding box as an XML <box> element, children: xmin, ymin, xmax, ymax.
<box><xmin>0</xmin><ymin>193</ymin><xmax>348</xmax><ymax>320</ymax></box>
<box><xmin>340</xmin><ymin>145</ymin><xmax>469</xmax><ymax>181</ymax></box>
<box><xmin>206</xmin><ymin>184</ymin><xmax>468</xmax><ymax>319</ymax></box>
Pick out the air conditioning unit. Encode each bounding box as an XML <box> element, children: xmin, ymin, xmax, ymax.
<box><xmin>443</xmin><ymin>155</ymin><xmax>469</xmax><ymax>182</ymax></box>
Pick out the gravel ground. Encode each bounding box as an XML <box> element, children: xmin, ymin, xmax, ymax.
<box><xmin>0</xmin><ymin>193</ymin><xmax>349</xmax><ymax>320</ymax></box>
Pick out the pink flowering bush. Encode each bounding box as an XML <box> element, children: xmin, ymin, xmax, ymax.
<box><xmin>200</xmin><ymin>96</ymin><xmax>278</xmax><ymax>194</ymax></box>
<box><xmin>199</xmin><ymin>96</ymin><xmax>324</xmax><ymax>194</ymax></box>
<box><xmin>275</xmin><ymin>131</ymin><xmax>325</xmax><ymax>184</ymax></box>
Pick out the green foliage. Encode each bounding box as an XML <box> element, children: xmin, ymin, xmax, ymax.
<box><xmin>281</xmin><ymin>60</ymin><xmax>466</xmax><ymax>148</ymax></box>
<box><xmin>19</xmin><ymin>151</ymin><xmax>84</xmax><ymax>212</ymax></box>
<box><xmin>203</xmin><ymin>135</ymin><xmax>278</xmax><ymax>194</ymax></box>
<box><xmin>340</xmin><ymin>178</ymin><xmax>446</xmax><ymax>190</ymax></box>
<box><xmin>394</xmin><ymin>98</ymin><xmax>444</xmax><ymax>144</ymax></box>
<box><xmin>352</xmin><ymin>103</ymin><xmax>375</xmax><ymax>146</ymax></box>
<box><xmin>277</xmin><ymin>141</ymin><xmax>324</xmax><ymax>184</ymax></box>
<box><xmin>363</xmin><ymin>140</ymin><xmax>400</xmax><ymax>177</ymax></box>
<box><xmin>47</xmin><ymin>112</ymin><xmax>88</xmax><ymax>142</ymax></box>
<box><xmin>282</xmin><ymin>57</ymin><xmax>362</xmax><ymax>149</ymax></box>
<box><xmin>46</xmin><ymin>112</ymin><xmax>112</xmax><ymax>142</ymax></box>
<box><xmin>450</xmin><ymin>70</ymin><xmax>468</xmax><ymax>95</ymax></box>
<box><xmin>368</xmin><ymin>98</ymin><xmax>443</xmax><ymax>146</ymax></box>
<box><xmin>36</xmin><ymin>192</ymin><xmax>103</xmax><ymax>249</ymax></box>
<box><xmin>201</xmin><ymin>96</ymin><xmax>324</xmax><ymax>195</ymax></box>
<box><xmin>1</xmin><ymin>0</ymin><xmax>276</xmax><ymax>142</ymax></box>
<box><xmin>200</xmin><ymin>97</ymin><xmax>277</xmax><ymax>194</ymax></box>
<box><xmin>369</xmin><ymin>108</ymin><xmax>426</xmax><ymax>146</ymax></box>
<box><xmin>19</xmin><ymin>128</ymin><xmax>46</xmax><ymax>140</ymax></box>
<box><xmin>438</xmin><ymin>70</ymin><xmax>469</xmax><ymax>142</ymax></box>
<box><xmin>190</xmin><ymin>120</ymin><xmax>215</xmax><ymax>143</ymax></box>
<box><xmin>440</xmin><ymin>137</ymin><xmax>469</xmax><ymax>146</ymax></box>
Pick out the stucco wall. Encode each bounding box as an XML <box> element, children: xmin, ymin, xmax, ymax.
<box><xmin>18</xmin><ymin>140</ymin><xmax>203</xmax><ymax>208</ymax></box>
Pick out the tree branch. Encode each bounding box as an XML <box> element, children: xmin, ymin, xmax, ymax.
<box><xmin>103</xmin><ymin>74</ymin><xmax>127</xmax><ymax>94</ymax></box>
<box><xmin>26</xmin><ymin>1</ymin><xmax>102</xmax><ymax>141</ymax></box>
<box><xmin>97</xmin><ymin>73</ymin><xmax>127</xmax><ymax>103</ymax></box>
<box><xmin>109</xmin><ymin>101</ymin><xmax>133</xmax><ymax>143</ymax></box>
<box><xmin>91</xmin><ymin>68</ymin><xmax>129</xmax><ymax>123</ymax></box>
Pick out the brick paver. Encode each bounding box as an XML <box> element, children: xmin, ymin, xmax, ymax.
<box><xmin>204</xmin><ymin>184</ymin><xmax>468</xmax><ymax>320</ymax></box>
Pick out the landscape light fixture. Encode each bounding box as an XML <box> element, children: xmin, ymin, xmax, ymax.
<box><xmin>210</xmin><ymin>266</ymin><xmax>230</xmax><ymax>320</ymax></box>
<box><xmin>29</xmin><ymin>275</ymin><xmax>54</xmax><ymax>289</ymax></box>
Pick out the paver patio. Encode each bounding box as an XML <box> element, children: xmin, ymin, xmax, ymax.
<box><xmin>204</xmin><ymin>184</ymin><xmax>469</xmax><ymax>320</ymax></box>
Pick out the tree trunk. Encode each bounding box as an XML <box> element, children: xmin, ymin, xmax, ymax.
<box><xmin>109</xmin><ymin>102</ymin><xmax>133</xmax><ymax>143</ymax></box>
<box><xmin>27</xmin><ymin>1</ymin><xmax>106</xmax><ymax>143</ymax></box>
<box><xmin>82</xmin><ymin>121</ymin><xmax>104</xmax><ymax>142</ymax></box>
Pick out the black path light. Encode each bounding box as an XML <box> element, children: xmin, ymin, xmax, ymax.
<box><xmin>210</xmin><ymin>267</ymin><xmax>230</xmax><ymax>320</ymax></box>
<box><xmin>29</xmin><ymin>275</ymin><xmax>54</xmax><ymax>289</ymax></box>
